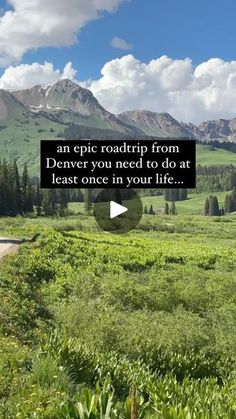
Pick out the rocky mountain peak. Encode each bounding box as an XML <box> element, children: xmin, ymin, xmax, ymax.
<box><xmin>1</xmin><ymin>80</ymin><xmax>236</xmax><ymax>141</ymax></box>
<box><xmin>119</xmin><ymin>109</ymin><xmax>193</xmax><ymax>138</ymax></box>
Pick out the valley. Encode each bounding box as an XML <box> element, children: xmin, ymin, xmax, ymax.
<box><xmin>0</xmin><ymin>79</ymin><xmax>236</xmax><ymax>418</ymax></box>
<box><xmin>0</xmin><ymin>79</ymin><xmax>236</xmax><ymax>174</ymax></box>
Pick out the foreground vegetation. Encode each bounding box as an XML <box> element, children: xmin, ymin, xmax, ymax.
<box><xmin>70</xmin><ymin>191</ymin><xmax>228</xmax><ymax>216</ymax></box>
<box><xmin>0</xmin><ymin>212</ymin><xmax>236</xmax><ymax>418</ymax></box>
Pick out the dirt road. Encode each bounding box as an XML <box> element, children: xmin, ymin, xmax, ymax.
<box><xmin>0</xmin><ymin>238</ymin><xmax>22</xmax><ymax>259</ymax></box>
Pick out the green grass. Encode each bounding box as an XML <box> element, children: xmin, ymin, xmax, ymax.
<box><xmin>0</xmin><ymin>119</ymin><xmax>62</xmax><ymax>173</ymax></box>
<box><xmin>1</xmin><ymin>207</ymin><xmax>236</xmax><ymax>250</ymax></box>
<box><xmin>69</xmin><ymin>191</ymin><xmax>228</xmax><ymax>216</ymax></box>
<box><xmin>196</xmin><ymin>144</ymin><xmax>236</xmax><ymax>165</ymax></box>
<box><xmin>1</xmin><ymin>221</ymin><xmax>236</xmax><ymax>417</ymax></box>
<box><xmin>1</xmin><ymin>115</ymin><xmax>236</xmax><ymax>174</ymax></box>
<box><xmin>141</xmin><ymin>191</ymin><xmax>228</xmax><ymax>215</ymax></box>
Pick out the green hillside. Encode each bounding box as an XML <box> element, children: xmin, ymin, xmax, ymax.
<box><xmin>0</xmin><ymin>106</ymin><xmax>236</xmax><ymax>174</ymax></box>
<box><xmin>141</xmin><ymin>191</ymin><xmax>227</xmax><ymax>215</ymax></box>
<box><xmin>69</xmin><ymin>191</ymin><xmax>228</xmax><ymax>217</ymax></box>
<box><xmin>0</xmin><ymin>118</ymin><xmax>62</xmax><ymax>172</ymax></box>
<box><xmin>196</xmin><ymin>144</ymin><xmax>236</xmax><ymax>165</ymax></box>
<box><xmin>0</xmin><ymin>81</ymin><xmax>236</xmax><ymax>173</ymax></box>
<box><xmin>1</xmin><ymin>213</ymin><xmax>236</xmax><ymax>417</ymax></box>
<box><xmin>0</xmin><ymin>140</ymin><xmax>236</xmax><ymax>174</ymax></box>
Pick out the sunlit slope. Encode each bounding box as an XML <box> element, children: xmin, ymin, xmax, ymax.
<box><xmin>0</xmin><ymin>90</ymin><xmax>236</xmax><ymax>175</ymax></box>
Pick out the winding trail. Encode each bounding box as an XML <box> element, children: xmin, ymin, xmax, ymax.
<box><xmin>0</xmin><ymin>237</ymin><xmax>22</xmax><ymax>259</ymax></box>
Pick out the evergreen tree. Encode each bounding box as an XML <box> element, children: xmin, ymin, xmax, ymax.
<box><xmin>204</xmin><ymin>198</ymin><xmax>209</xmax><ymax>216</ymax></box>
<box><xmin>220</xmin><ymin>207</ymin><xmax>225</xmax><ymax>216</ymax></box>
<box><xmin>164</xmin><ymin>190</ymin><xmax>170</xmax><ymax>201</ymax></box>
<box><xmin>149</xmin><ymin>204</ymin><xmax>154</xmax><ymax>215</ymax></box>
<box><xmin>214</xmin><ymin>196</ymin><xmax>220</xmax><ymax>216</ymax></box>
<box><xmin>179</xmin><ymin>189</ymin><xmax>188</xmax><ymax>201</ymax></box>
<box><xmin>231</xmin><ymin>172</ymin><xmax>236</xmax><ymax>189</ymax></box>
<box><xmin>170</xmin><ymin>202</ymin><xmax>177</xmax><ymax>215</ymax></box>
<box><xmin>21</xmin><ymin>164</ymin><xmax>28</xmax><ymax>213</ymax></box>
<box><xmin>224</xmin><ymin>190</ymin><xmax>236</xmax><ymax>214</ymax></box>
<box><xmin>58</xmin><ymin>190</ymin><xmax>69</xmax><ymax>216</ymax></box>
<box><xmin>84</xmin><ymin>189</ymin><xmax>93</xmax><ymax>214</ymax></box>
<box><xmin>35</xmin><ymin>179</ymin><xmax>43</xmax><ymax>216</ymax></box>
<box><xmin>164</xmin><ymin>202</ymin><xmax>169</xmax><ymax>215</ymax></box>
<box><xmin>231</xmin><ymin>188</ymin><xmax>236</xmax><ymax>210</ymax></box>
<box><xmin>0</xmin><ymin>161</ymin><xmax>69</xmax><ymax>218</ymax></box>
<box><xmin>42</xmin><ymin>190</ymin><xmax>58</xmax><ymax>217</ymax></box>
<box><xmin>1</xmin><ymin>160</ymin><xmax>10</xmax><ymax>216</ymax></box>
<box><xmin>209</xmin><ymin>195</ymin><xmax>220</xmax><ymax>216</ymax></box>
<box><xmin>0</xmin><ymin>160</ymin><xmax>25</xmax><ymax>216</ymax></box>
<box><xmin>143</xmin><ymin>205</ymin><xmax>148</xmax><ymax>215</ymax></box>
<box><xmin>12</xmin><ymin>160</ymin><xmax>22</xmax><ymax>215</ymax></box>
<box><xmin>224</xmin><ymin>194</ymin><xmax>230</xmax><ymax>213</ymax></box>
<box><xmin>208</xmin><ymin>196</ymin><xmax>214</xmax><ymax>216</ymax></box>
<box><xmin>21</xmin><ymin>164</ymin><xmax>33</xmax><ymax>214</ymax></box>
<box><xmin>26</xmin><ymin>182</ymin><xmax>34</xmax><ymax>213</ymax></box>
<box><xmin>228</xmin><ymin>196</ymin><xmax>235</xmax><ymax>213</ymax></box>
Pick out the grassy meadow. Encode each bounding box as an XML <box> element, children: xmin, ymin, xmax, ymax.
<box><xmin>1</xmin><ymin>72</ymin><xmax>236</xmax><ymax>417</ymax></box>
<box><xmin>196</xmin><ymin>144</ymin><xmax>236</xmax><ymax>165</ymax></box>
<box><xmin>0</xmin><ymin>208</ymin><xmax>236</xmax><ymax>417</ymax></box>
<box><xmin>1</xmin><ymin>137</ymin><xmax>236</xmax><ymax>175</ymax></box>
<box><xmin>69</xmin><ymin>191</ymin><xmax>227</xmax><ymax>216</ymax></box>
<box><xmin>0</xmin><ymin>179</ymin><xmax>236</xmax><ymax>417</ymax></box>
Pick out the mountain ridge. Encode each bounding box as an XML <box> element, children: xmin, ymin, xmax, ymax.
<box><xmin>0</xmin><ymin>79</ymin><xmax>236</xmax><ymax>144</ymax></box>
<box><xmin>12</xmin><ymin>79</ymin><xmax>142</xmax><ymax>135</ymax></box>
<box><xmin>118</xmin><ymin>110</ymin><xmax>194</xmax><ymax>138</ymax></box>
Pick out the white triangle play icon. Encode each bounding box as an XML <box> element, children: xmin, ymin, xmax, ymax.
<box><xmin>110</xmin><ymin>201</ymin><xmax>128</xmax><ymax>219</ymax></box>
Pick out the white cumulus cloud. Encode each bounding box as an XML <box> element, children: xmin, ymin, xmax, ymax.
<box><xmin>2</xmin><ymin>55</ymin><xmax>236</xmax><ymax>123</ymax></box>
<box><xmin>110</xmin><ymin>36</ymin><xmax>133</xmax><ymax>50</ymax></box>
<box><xmin>0</xmin><ymin>61</ymin><xmax>77</xmax><ymax>90</ymax></box>
<box><xmin>83</xmin><ymin>55</ymin><xmax>236</xmax><ymax>123</ymax></box>
<box><xmin>0</xmin><ymin>0</ymin><xmax>126</xmax><ymax>65</ymax></box>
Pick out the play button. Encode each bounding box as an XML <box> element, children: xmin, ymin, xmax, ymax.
<box><xmin>93</xmin><ymin>189</ymin><xmax>143</xmax><ymax>234</ymax></box>
<box><xmin>110</xmin><ymin>201</ymin><xmax>128</xmax><ymax>219</ymax></box>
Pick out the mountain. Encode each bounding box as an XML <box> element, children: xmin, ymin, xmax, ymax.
<box><xmin>189</xmin><ymin>118</ymin><xmax>236</xmax><ymax>142</ymax></box>
<box><xmin>4</xmin><ymin>79</ymin><xmax>236</xmax><ymax>142</ymax></box>
<box><xmin>119</xmin><ymin>110</ymin><xmax>193</xmax><ymax>138</ymax></box>
<box><xmin>0</xmin><ymin>79</ymin><xmax>236</xmax><ymax>172</ymax></box>
<box><xmin>0</xmin><ymin>89</ymin><xmax>63</xmax><ymax>170</ymax></box>
<box><xmin>12</xmin><ymin>79</ymin><xmax>140</xmax><ymax>135</ymax></box>
<box><xmin>119</xmin><ymin>110</ymin><xmax>236</xmax><ymax>142</ymax></box>
<box><xmin>0</xmin><ymin>89</ymin><xmax>31</xmax><ymax>122</ymax></box>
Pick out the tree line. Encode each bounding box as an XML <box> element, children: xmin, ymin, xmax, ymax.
<box><xmin>197</xmin><ymin>164</ymin><xmax>236</xmax><ymax>176</ymax></box>
<box><xmin>63</xmin><ymin>122</ymin><xmax>191</xmax><ymax>142</ymax></box>
<box><xmin>0</xmin><ymin>160</ymin><xmax>33</xmax><ymax>216</ymax></box>
<box><xmin>204</xmin><ymin>189</ymin><xmax>236</xmax><ymax>216</ymax></box>
<box><xmin>204</xmin><ymin>196</ymin><xmax>223</xmax><ymax>216</ymax></box>
<box><xmin>224</xmin><ymin>189</ymin><xmax>236</xmax><ymax>214</ymax></box>
<box><xmin>0</xmin><ymin>161</ymin><xmax>69</xmax><ymax>217</ymax></box>
<box><xmin>197</xmin><ymin>140</ymin><xmax>236</xmax><ymax>154</ymax></box>
<box><xmin>2</xmin><ymin>159</ymin><xmax>236</xmax><ymax>218</ymax></box>
<box><xmin>163</xmin><ymin>189</ymin><xmax>188</xmax><ymax>202</ymax></box>
<box><xmin>143</xmin><ymin>202</ymin><xmax>177</xmax><ymax>216</ymax></box>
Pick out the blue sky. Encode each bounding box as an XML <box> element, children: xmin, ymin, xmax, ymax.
<box><xmin>0</xmin><ymin>0</ymin><xmax>236</xmax><ymax>122</ymax></box>
<box><xmin>0</xmin><ymin>0</ymin><xmax>235</xmax><ymax>79</ymax></box>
